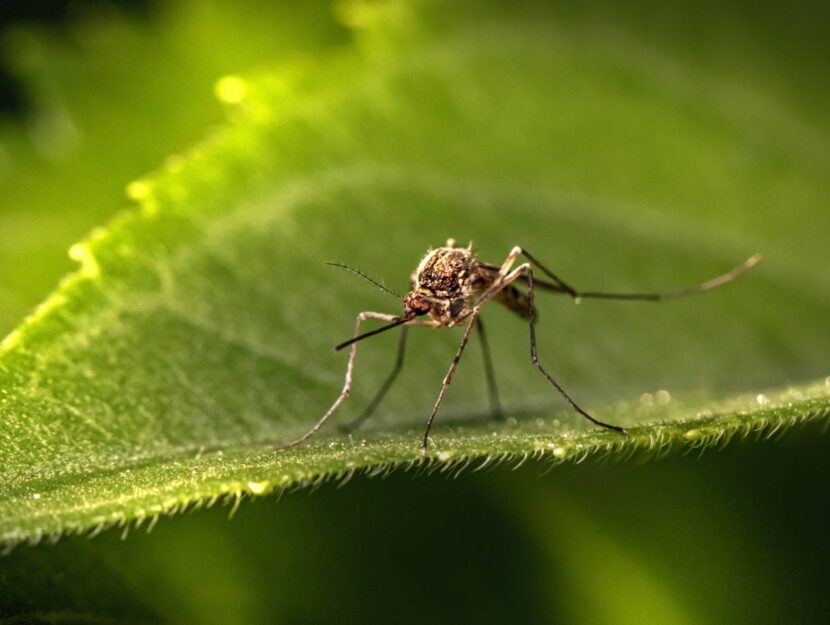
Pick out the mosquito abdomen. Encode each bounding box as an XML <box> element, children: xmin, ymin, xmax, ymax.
<box><xmin>495</xmin><ymin>284</ymin><xmax>531</xmax><ymax>319</ymax></box>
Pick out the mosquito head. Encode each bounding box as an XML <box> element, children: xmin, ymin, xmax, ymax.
<box><xmin>403</xmin><ymin>291</ymin><xmax>432</xmax><ymax>317</ymax></box>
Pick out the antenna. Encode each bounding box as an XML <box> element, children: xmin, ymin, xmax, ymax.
<box><xmin>325</xmin><ymin>262</ymin><xmax>401</xmax><ymax>299</ymax></box>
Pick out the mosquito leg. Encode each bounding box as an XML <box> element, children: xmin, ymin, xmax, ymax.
<box><xmin>478</xmin><ymin>257</ymin><xmax>629</xmax><ymax>436</ymax></box>
<box><xmin>475</xmin><ymin>317</ymin><xmax>503</xmax><ymax>420</ymax></box>
<box><xmin>421</xmin><ymin>311</ymin><xmax>480</xmax><ymax>453</ymax></box>
<box><xmin>497</xmin><ymin>246</ymin><xmax>523</xmax><ymax>277</ymax></box>
<box><xmin>418</xmin><ymin>245</ymin><xmax>521</xmax><ymax>451</ymax></box>
<box><xmin>274</xmin><ymin>311</ymin><xmax>398</xmax><ymax>452</ymax></box>
<box><xmin>472</xmin><ymin>246</ymin><xmax>523</xmax><ymax>308</ymax></box>
<box><xmin>524</xmin><ymin>265</ymin><xmax>629</xmax><ymax>436</ymax></box>
<box><xmin>340</xmin><ymin>326</ymin><xmax>409</xmax><ymax>433</ymax></box>
<box><xmin>516</xmin><ymin>249</ymin><xmax>761</xmax><ymax>302</ymax></box>
<box><xmin>519</xmin><ymin>248</ymin><xmax>579</xmax><ymax>298</ymax></box>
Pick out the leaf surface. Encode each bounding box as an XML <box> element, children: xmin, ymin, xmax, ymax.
<box><xmin>2</xmin><ymin>0</ymin><xmax>829</xmax><ymax>546</ymax></box>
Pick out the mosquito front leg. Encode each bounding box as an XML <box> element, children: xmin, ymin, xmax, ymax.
<box><xmin>340</xmin><ymin>317</ymin><xmax>444</xmax><ymax>433</ymax></box>
<box><xmin>274</xmin><ymin>311</ymin><xmax>399</xmax><ymax>451</ymax></box>
<box><xmin>340</xmin><ymin>325</ymin><xmax>409</xmax><ymax>433</ymax></box>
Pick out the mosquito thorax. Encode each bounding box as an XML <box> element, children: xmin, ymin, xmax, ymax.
<box><xmin>409</xmin><ymin>242</ymin><xmax>490</xmax><ymax>325</ymax></box>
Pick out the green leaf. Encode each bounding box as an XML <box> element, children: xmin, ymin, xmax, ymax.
<box><xmin>0</xmin><ymin>0</ymin><xmax>345</xmax><ymax>336</ymax></box>
<box><xmin>2</xmin><ymin>0</ymin><xmax>829</xmax><ymax>548</ymax></box>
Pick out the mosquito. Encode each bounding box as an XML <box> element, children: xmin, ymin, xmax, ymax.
<box><xmin>275</xmin><ymin>239</ymin><xmax>761</xmax><ymax>455</ymax></box>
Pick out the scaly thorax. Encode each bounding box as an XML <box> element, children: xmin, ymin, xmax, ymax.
<box><xmin>408</xmin><ymin>244</ymin><xmax>492</xmax><ymax>326</ymax></box>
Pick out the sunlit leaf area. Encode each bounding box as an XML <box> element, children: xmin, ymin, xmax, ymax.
<box><xmin>1</xmin><ymin>1</ymin><xmax>828</xmax><ymax>623</ymax></box>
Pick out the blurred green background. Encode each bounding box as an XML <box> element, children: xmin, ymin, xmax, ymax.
<box><xmin>1</xmin><ymin>1</ymin><xmax>828</xmax><ymax>624</ymax></box>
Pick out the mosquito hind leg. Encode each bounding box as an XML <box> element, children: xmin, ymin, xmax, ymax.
<box><xmin>517</xmin><ymin>248</ymin><xmax>580</xmax><ymax>298</ymax></box>
<box><xmin>478</xmin><ymin>255</ymin><xmax>629</xmax><ymax>437</ymax></box>
<box><xmin>523</xmin><ymin>264</ymin><xmax>629</xmax><ymax>435</ymax></box>
<box><xmin>274</xmin><ymin>311</ymin><xmax>399</xmax><ymax>452</ymax></box>
<box><xmin>515</xmin><ymin>247</ymin><xmax>761</xmax><ymax>302</ymax></box>
<box><xmin>475</xmin><ymin>317</ymin><xmax>503</xmax><ymax>420</ymax></box>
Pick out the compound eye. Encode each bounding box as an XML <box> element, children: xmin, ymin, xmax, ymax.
<box><xmin>406</xmin><ymin>294</ymin><xmax>431</xmax><ymax>316</ymax></box>
<box><xmin>415</xmin><ymin>297</ymin><xmax>431</xmax><ymax>315</ymax></box>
